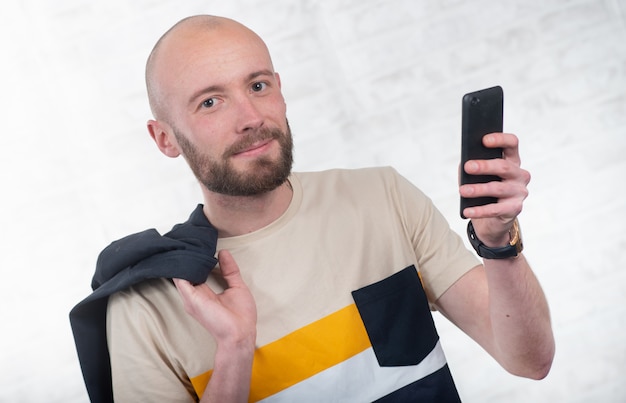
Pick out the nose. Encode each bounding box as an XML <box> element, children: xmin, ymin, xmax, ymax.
<box><xmin>234</xmin><ymin>95</ymin><xmax>264</xmax><ymax>134</ymax></box>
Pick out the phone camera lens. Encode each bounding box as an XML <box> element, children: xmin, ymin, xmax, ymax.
<box><xmin>470</xmin><ymin>97</ymin><xmax>480</xmax><ymax>105</ymax></box>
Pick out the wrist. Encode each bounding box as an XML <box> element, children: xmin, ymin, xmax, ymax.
<box><xmin>217</xmin><ymin>330</ymin><xmax>256</xmax><ymax>354</ymax></box>
<box><xmin>212</xmin><ymin>335</ymin><xmax>256</xmax><ymax>378</ymax></box>
<box><xmin>467</xmin><ymin>219</ymin><xmax>523</xmax><ymax>259</ymax></box>
<box><xmin>481</xmin><ymin>231</ymin><xmax>510</xmax><ymax>248</ymax></box>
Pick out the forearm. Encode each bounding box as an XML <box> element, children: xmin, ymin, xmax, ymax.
<box><xmin>200</xmin><ymin>338</ymin><xmax>255</xmax><ymax>403</ymax></box>
<box><xmin>483</xmin><ymin>254</ymin><xmax>555</xmax><ymax>379</ymax></box>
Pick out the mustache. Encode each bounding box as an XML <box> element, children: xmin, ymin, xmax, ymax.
<box><xmin>224</xmin><ymin>127</ymin><xmax>284</xmax><ymax>157</ymax></box>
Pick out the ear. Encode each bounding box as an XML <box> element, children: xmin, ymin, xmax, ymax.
<box><xmin>274</xmin><ymin>72</ymin><xmax>282</xmax><ymax>89</ymax></box>
<box><xmin>147</xmin><ymin>119</ymin><xmax>181</xmax><ymax>158</ymax></box>
<box><xmin>274</xmin><ymin>72</ymin><xmax>287</xmax><ymax>110</ymax></box>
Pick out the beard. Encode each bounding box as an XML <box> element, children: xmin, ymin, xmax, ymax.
<box><xmin>174</xmin><ymin>122</ymin><xmax>294</xmax><ymax>197</ymax></box>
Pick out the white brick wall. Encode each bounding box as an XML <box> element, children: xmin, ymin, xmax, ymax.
<box><xmin>1</xmin><ymin>0</ymin><xmax>624</xmax><ymax>401</ymax></box>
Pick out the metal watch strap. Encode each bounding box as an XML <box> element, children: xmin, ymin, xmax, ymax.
<box><xmin>467</xmin><ymin>219</ymin><xmax>523</xmax><ymax>259</ymax></box>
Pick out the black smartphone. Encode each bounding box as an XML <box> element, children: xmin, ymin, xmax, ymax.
<box><xmin>460</xmin><ymin>86</ymin><xmax>504</xmax><ymax>219</ymax></box>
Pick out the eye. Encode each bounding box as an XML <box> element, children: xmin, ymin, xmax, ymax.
<box><xmin>201</xmin><ymin>98</ymin><xmax>217</xmax><ymax>108</ymax></box>
<box><xmin>251</xmin><ymin>82</ymin><xmax>267</xmax><ymax>92</ymax></box>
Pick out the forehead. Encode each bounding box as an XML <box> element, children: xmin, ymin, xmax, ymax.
<box><xmin>156</xmin><ymin>23</ymin><xmax>274</xmax><ymax>95</ymax></box>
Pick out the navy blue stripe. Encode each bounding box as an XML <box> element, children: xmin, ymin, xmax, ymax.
<box><xmin>373</xmin><ymin>364</ymin><xmax>461</xmax><ymax>402</ymax></box>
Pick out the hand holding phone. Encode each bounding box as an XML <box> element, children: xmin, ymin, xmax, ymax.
<box><xmin>460</xmin><ymin>86</ymin><xmax>504</xmax><ymax>219</ymax></box>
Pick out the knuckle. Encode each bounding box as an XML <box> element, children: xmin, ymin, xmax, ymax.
<box><xmin>512</xmin><ymin>200</ymin><xmax>524</xmax><ymax>216</ymax></box>
<box><xmin>516</xmin><ymin>180</ymin><xmax>529</xmax><ymax>199</ymax></box>
<box><xmin>498</xmin><ymin>160</ymin><xmax>512</xmax><ymax>175</ymax></box>
<box><xmin>509</xmin><ymin>133</ymin><xmax>519</xmax><ymax>146</ymax></box>
<box><xmin>522</xmin><ymin>169</ymin><xmax>531</xmax><ymax>184</ymax></box>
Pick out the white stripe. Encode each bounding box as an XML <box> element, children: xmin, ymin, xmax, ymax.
<box><xmin>258</xmin><ymin>341</ymin><xmax>448</xmax><ymax>403</ymax></box>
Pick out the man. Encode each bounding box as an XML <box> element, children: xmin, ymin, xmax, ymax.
<box><xmin>76</xmin><ymin>14</ymin><xmax>554</xmax><ymax>402</ymax></box>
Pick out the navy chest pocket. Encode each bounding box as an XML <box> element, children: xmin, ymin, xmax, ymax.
<box><xmin>351</xmin><ymin>265</ymin><xmax>439</xmax><ymax>367</ymax></box>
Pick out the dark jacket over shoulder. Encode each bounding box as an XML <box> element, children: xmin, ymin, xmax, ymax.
<box><xmin>69</xmin><ymin>205</ymin><xmax>218</xmax><ymax>403</ymax></box>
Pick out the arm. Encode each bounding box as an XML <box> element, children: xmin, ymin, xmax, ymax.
<box><xmin>174</xmin><ymin>250</ymin><xmax>257</xmax><ymax>402</ymax></box>
<box><xmin>434</xmin><ymin>133</ymin><xmax>554</xmax><ymax>379</ymax></box>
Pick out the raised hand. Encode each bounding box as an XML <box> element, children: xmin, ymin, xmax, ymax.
<box><xmin>174</xmin><ymin>250</ymin><xmax>257</xmax><ymax>402</ymax></box>
<box><xmin>460</xmin><ymin>132</ymin><xmax>531</xmax><ymax>246</ymax></box>
<box><xmin>173</xmin><ymin>249</ymin><xmax>257</xmax><ymax>344</ymax></box>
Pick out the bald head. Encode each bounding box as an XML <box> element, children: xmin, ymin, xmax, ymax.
<box><xmin>145</xmin><ymin>15</ymin><xmax>273</xmax><ymax>122</ymax></box>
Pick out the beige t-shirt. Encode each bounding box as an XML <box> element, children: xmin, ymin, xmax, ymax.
<box><xmin>107</xmin><ymin>167</ymin><xmax>478</xmax><ymax>401</ymax></box>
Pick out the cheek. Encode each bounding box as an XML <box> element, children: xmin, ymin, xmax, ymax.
<box><xmin>264</xmin><ymin>94</ymin><xmax>287</xmax><ymax>122</ymax></box>
<box><xmin>186</xmin><ymin>118</ymin><xmax>227</xmax><ymax>147</ymax></box>
<box><xmin>276</xmin><ymin>93</ymin><xmax>287</xmax><ymax>112</ymax></box>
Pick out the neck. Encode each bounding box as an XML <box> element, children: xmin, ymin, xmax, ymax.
<box><xmin>201</xmin><ymin>180</ymin><xmax>293</xmax><ymax>238</ymax></box>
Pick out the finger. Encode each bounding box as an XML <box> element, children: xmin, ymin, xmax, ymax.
<box><xmin>484</xmin><ymin>133</ymin><xmax>521</xmax><ymax>165</ymax></box>
<box><xmin>173</xmin><ymin>278</ymin><xmax>202</xmax><ymax>303</ymax></box>
<box><xmin>173</xmin><ymin>278</ymin><xmax>197</xmax><ymax>312</ymax></box>
<box><xmin>173</xmin><ymin>278</ymin><xmax>216</xmax><ymax>300</ymax></box>
<box><xmin>217</xmin><ymin>250</ymin><xmax>246</xmax><ymax>288</ymax></box>
<box><xmin>173</xmin><ymin>278</ymin><xmax>219</xmax><ymax>317</ymax></box>
<box><xmin>173</xmin><ymin>278</ymin><xmax>194</xmax><ymax>295</ymax></box>
<box><xmin>463</xmin><ymin>159</ymin><xmax>505</xmax><ymax>177</ymax></box>
<box><xmin>462</xmin><ymin>204</ymin><xmax>499</xmax><ymax>220</ymax></box>
<box><xmin>464</xmin><ymin>158</ymin><xmax>530</xmax><ymax>182</ymax></box>
<box><xmin>460</xmin><ymin>179</ymin><xmax>527</xmax><ymax>215</ymax></box>
<box><xmin>460</xmin><ymin>179</ymin><xmax>528</xmax><ymax>200</ymax></box>
<box><xmin>483</xmin><ymin>132</ymin><xmax>517</xmax><ymax>149</ymax></box>
<box><xmin>462</xmin><ymin>193</ymin><xmax>525</xmax><ymax>219</ymax></box>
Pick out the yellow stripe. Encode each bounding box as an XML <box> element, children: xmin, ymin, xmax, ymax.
<box><xmin>190</xmin><ymin>303</ymin><xmax>371</xmax><ymax>402</ymax></box>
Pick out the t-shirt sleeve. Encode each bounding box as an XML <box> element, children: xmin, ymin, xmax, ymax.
<box><xmin>388</xmin><ymin>168</ymin><xmax>480</xmax><ymax>304</ymax></box>
<box><xmin>106</xmin><ymin>279</ymin><xmax>199</xmax><ymax>402</ymax></box>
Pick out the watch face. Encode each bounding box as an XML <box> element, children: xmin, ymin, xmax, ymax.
<box><xmin>509</xmin><ymin>219</ymin><xmax>523</xmax><ymax>255</ymax></box>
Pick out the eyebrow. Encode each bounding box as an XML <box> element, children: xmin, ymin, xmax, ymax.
<box><xmin>187</xmin><ymin>69</ymin><xmax>275</xmax><ymax>107</ymax></box>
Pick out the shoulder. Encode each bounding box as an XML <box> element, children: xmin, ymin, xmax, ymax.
<box><xmin>107</xmin><ymin>277</ymin><xmax>213</xmax><ymax>363</ymax></box>
<box><xmin>107</xmin><ymin>278</ymin><xmax>181</xmax><ymax>321</ymax></box>
<box><xmin>106</xmin><ymin>278</ymin><xmax>213</xmax><ymax>399</ymax></box>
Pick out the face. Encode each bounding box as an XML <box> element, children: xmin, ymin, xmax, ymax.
<box><xmin>173</xmin><ymin>120</ymin><xmax>293</xmax><ymax>196</ymax></box>
<box><xmin>151</xmin><ymin>19</ymin><xmax>293</xmax><ymax>196</ymax></box>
